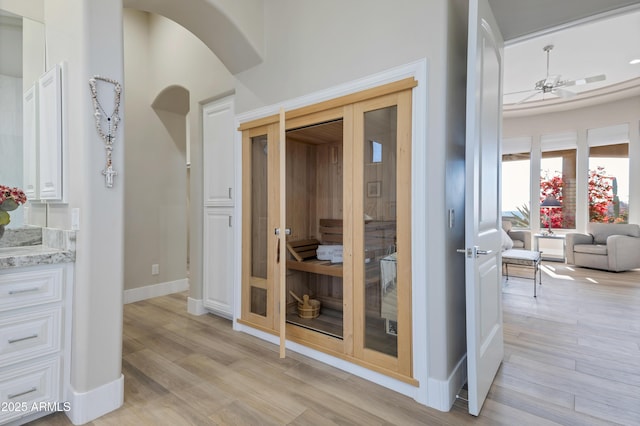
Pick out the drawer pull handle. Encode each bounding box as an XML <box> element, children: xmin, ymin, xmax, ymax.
<box><xmin>8</xmin><ymin>387</ymin><xmax>37</xmax><ymax>399</ymax></box>
<box><xmin>8</xmin><ymin>287</ymin><xmax>40</xmax><ymax>295</ymax></box>
<box><xmin>8</xmin><ymin>334</ymin><xmax>39</xmax><ymax>344</ymax></box>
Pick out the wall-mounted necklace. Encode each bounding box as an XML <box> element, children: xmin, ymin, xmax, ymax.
<box><xmin>89</xmin><ymin>75</ymin><xmax>121</xmax><ymax>188</ymax></box>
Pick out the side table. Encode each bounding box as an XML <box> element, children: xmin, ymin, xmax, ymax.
<box><xmin>534</xmin><ymin>233</ymin><xmax>566</xmax><ymax>262</ymax></box>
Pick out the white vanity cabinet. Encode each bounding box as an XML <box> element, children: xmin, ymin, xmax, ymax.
<box><xmin>0</xmin><ymin>263</ymin><xmax>73</xmax><ymax>425</ymax></box>
<box><xmin>201</xmin><ymin>96</ymin><xmax>235</xmax><ymax>319</ymax></box>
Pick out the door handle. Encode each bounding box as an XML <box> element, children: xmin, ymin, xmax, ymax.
<box><xmin>274</xmin><ymin>228</ymin><xmax>292</xmax><ymax>236</ymax></box>
<box><xmin>456</xmin><ymin>247</ymin><xmax>493</xmax><ymax>258</ymax></box>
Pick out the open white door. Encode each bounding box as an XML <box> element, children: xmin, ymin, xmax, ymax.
<box><xmin>463</xmin><ymin>0</ymin><xmax>505</xmax><ymax>416</ymax></box>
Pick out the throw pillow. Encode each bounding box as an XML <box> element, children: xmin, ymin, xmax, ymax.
<box><xmin>501</xmin><ymin>228</ymin><xmax>514</xmax><ymax>251</ymax></box>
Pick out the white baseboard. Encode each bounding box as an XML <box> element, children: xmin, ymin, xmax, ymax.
<box><xmin>66</xmin><ymin>374</ymin><xmax>124</xmax><ymax>425</ymax></box>
<box><xmin>123</xmin><ymin>278</ymin><xmax>189</xmax><ymax>304</ymax></box>
<box><xmin>426</xmin><ymin>355</ymin><xmax>467</xmax><ymax>411</ymax></box>
<box><xmin>188</xmin><ymin>297</ymin><xmax>207</xmax><ymax>315</ymax></box>
<box><xmin>235</xmin><ymin>323</ymin><xmax>418</xmax><ymax>400</ymax></box>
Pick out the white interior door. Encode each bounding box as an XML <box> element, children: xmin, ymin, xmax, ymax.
<box><xmin>464</xmin><ymin>0</ymin><xmax>504</xmax><ymax>416</ymax></box>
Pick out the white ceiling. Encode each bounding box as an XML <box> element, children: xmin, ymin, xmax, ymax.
<box><xmin>491</xmin><ymin>1</ymin><xmax>640</xmax><ymax>114</ymax></box>
<box><xmin>489</xmin><ymin>0</ymin><xmax>640</xmax><ymax>40</ymax></box>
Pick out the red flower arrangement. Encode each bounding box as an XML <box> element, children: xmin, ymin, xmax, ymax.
<box><xmin>0</xmin><ymin>185</ymin><xmax>27</xmax><ymax>226</ymax></box>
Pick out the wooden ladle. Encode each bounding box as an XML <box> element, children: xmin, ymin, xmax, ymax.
<box><xmin>289</xmin><ymin>290</ymin><xmax>303</xmax><ymax>304</ymax></box>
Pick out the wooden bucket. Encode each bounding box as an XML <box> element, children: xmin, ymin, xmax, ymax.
<box><xmin>297</xmin><ymin>298</ymin><xmax>321</xmax><ymax>319</ymax></box>
<box><xmin>290</xmin><ymin>291</ymin><xmax>321</xmax><ymax>319</ymax></box>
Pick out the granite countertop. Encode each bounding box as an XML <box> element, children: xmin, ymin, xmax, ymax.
<box><xmin>0</xmin><ymin>245</ymin><xmax>75</xmax><ymax>269</ymax></box>
<box><xmin>0</xmin><ymin>227</ymin><xmax>76</xmax><ymax>270</ymax></box>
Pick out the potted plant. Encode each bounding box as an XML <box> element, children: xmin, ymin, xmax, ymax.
<box><xmin>0</xmin><ymin>185</ymin><xmax>27</xmax><ymax>238</ymax></box>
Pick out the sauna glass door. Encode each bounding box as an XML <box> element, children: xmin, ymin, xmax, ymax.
<box><xmin>241</xmin><ymin>125</ymin><xmax>280</xmax><ymax>330</ymax></box>
<box><xmin>283</xmin><ymin>114</ymin><xmax>348</xmax><ymax>352</ymax></box>
<box><xmin>353</xmin><ymin>91</ymin><xmax>412</xmax><ymax>376</ymax></box>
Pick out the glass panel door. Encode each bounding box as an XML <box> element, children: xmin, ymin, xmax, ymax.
<box><xmin>241</xmin><ymin>125</ymin><xmax>279</xmax><ymax>329</ymax></box>
<box><xmin>353</xmin><ymin>90</ymin><xmax>412</xmax><ymax>376</ymax></box>
<box><xmin>250</xmin><ymin>134</ymin><xmax>268</xmax><ymax>315</ymax></box>
<box><xmin>284</xmin><ymin>117</ymin><xmax>346</xmax><ymax>347</ymax></box>
<box><xmin>362</xmin><ymin>105</ymin><xmax>399</xmax><ymax>357</ymax></box>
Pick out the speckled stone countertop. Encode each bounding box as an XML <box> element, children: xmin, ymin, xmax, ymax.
<box><xmin>0</xmin><ymin>227</ymin><xmax>76</xmax><ymax>270</ymax></box>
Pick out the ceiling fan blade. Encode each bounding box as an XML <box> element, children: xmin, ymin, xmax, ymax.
<box><xmin>504</xmin><ymin>88</ymin><xmax>538</xmax><ymax>96</ymax></box>
<box><xmin>515</xmin><ymin>91</ymin><xmax>540</xmax><ymax>104</ymax></box>
<box><xmin>553</xmin><ymin>87</ymin><xmax>576</xmax><ymax>98</ymax></box>
<box><xmin>562</xmin><ymin>74</ymin><xmax>606</xmax><ymax>87</ymax></box>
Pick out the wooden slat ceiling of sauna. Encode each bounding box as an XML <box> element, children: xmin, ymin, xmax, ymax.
<box><xmin>287</xmin><ymin>120</ymin><xmax>343</xmax><ymax>145</ymax></box>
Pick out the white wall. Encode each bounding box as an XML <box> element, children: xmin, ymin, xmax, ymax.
<box><xmin>123</xmin><ymin>10</ymin><xmax>188</xmax><ymax>292</ymax></box>
<box><xmin>235</xmin><ymin>0</ymin><xmax>447</xmax><ymax>113</ymax></box>
<box><xmin>0</xmin><ymin>14</ymin><xmax>21</xmax><ymax>76</ymax></box>
<box><xmin>22</xmin><ymin>17</ymin><xmax>45</xmax><ymax>91</ymax></box>
<box><xmin>0</xmin><ymin>75</ymin><xmax>23</xmax><ymax>226</ymax></box>
<box><xmin>0</xmin><ymin>10</ymin><xmax>44</xmax><ymax>228</ymax></box>
<box><xmin>122</xmin><ymin>10</ymin><xmax>235</xmax><ymax>296</ymax></box>
<box><xmin>0</xmin><ymin>0</ymin><xmax>43</xmax><ymax>22</ymax></box>
<box><xmin>503</xmin><ymin>96</ymin><xmax>640</xmax><ymax>230</ymax></box>
<box><xmin>0</xmin><ymin>16</ymin><xmax>24</xmax><ymax>227</ymax></box>
<box><xmin>43</xmin><ymin>0</ymin><xmax>125</xmax><ymax>414</ymax></box>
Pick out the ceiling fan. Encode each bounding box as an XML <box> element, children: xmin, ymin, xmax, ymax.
<box><xmin>506</xmin><ymin>44</ymin><xmax>606</xmax><ymax>104</ymax></box>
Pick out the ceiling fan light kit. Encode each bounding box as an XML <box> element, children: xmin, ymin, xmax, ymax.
<box><xmin>506</xmin><ymin>44</ymin><xmax>606</xmax><ymax>104</ymax></box>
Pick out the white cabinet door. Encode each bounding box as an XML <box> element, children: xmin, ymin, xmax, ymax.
<box><xmin>202</xmin><ymin>96</ymin><xmax>235</xmax><ymax>206</ymax></box>
<box><xmin>203</xmin><ymin>208</ymin><xmax>234</xmax><ymax>318</ymax></box>
<box><xmin>23</xmin><ymin>84</ymin><xmax>39</xmax><ymax>201</ymax></box>
<box><xmin>38</xmin><ymin>65</ymin><xmax>63</xmax><ymax>201</ymax></box>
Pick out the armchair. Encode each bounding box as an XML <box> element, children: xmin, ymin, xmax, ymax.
<box><xmin>565</xmin><ymin>223</ymin><xmax>640</xmax><ymax>272</ymax></box>
<box><xmin>501</xmin><ymin>220</ymin><xmax>531</xmax><ymax>250</ymax></box>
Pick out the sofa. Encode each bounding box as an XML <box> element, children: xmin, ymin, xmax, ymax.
<box><xmin>565</xmin><ymin>223</ymin><xmax>640</xmax><ymax>272</ymax></box>
<box><xmin>501</xmin><ymin>220</ymin><xmax>531</xmax><ymax>250</ymax></box>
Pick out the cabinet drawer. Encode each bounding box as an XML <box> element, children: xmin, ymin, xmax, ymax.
<box><xmin>0</xmin><ymin>356</ymin><xmax>61</xmax><ymax>424</ymax></box>
<box><xmin>0</xmin><ymin>307</ymin><xmax>62</xmax><ymax>367</ymax></box>
<box><xmin>0</xmin><ymin>267</ymin><xmax>63</xmax><ymax>312</ymax></box>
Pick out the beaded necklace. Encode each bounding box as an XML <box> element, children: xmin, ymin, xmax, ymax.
<box><xmin>89</xmin><ymin>76</ymin><xmax>121</xmax><ymax>188</ymax></box>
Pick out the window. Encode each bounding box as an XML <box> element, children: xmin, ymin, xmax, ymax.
<box><xmin>540</xmin><ymin>149</ymin><xmax>576</xmax><ymax>230</ymax></box>
<box><xmin>370</xmin><ymin>140</ymin><xmax>382</xmax><ymax>163</ymax></box>
<box><xmin>588</xmin><ymin>143</ymin><xmax>629</xmax><ymax>223</ymax></box>
<box><xmin>502</xmin><ymin>152</ymin><xmax>530</xmax><ymax>228</ymax></box>
<box><xmin>503</xmin><ymin>125</ymin><xmax>632</xmax><ymax>233</ymax></box>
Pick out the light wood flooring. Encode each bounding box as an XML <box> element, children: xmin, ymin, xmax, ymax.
<box><xmin>35</xmin><ymin>262</ymin><xmax>640</xmax><ymax>425</ymax></box>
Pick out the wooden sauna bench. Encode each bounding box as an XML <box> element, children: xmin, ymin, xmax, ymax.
<box><xmin>285</xmin><ymin>219</ymin><xmax>396</xmax><ymax>279</ymax></box>
<box><xmin>286</xmin><ymin>238</ymin><xmax>343</xmax><ymax>277</ymax></box>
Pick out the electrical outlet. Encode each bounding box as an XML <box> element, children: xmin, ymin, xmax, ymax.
<box><xmin>151</xmin><ymin>264</ymin><xmax>159</xmax><ymax>275</ymax></box>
